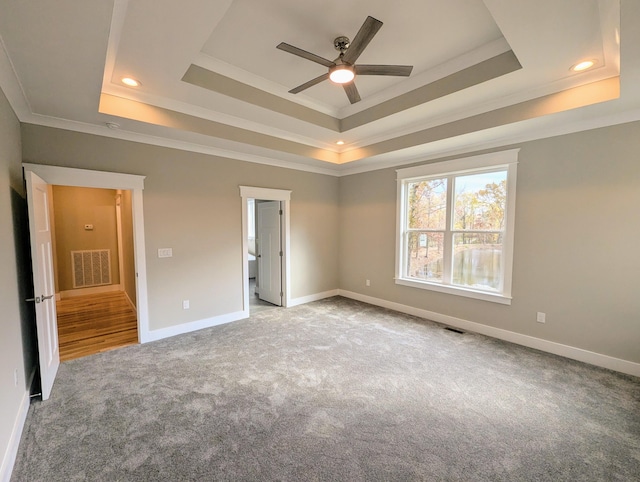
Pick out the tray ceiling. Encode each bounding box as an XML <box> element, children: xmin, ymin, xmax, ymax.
<box><xmin>0</xmin><ymin>0</ymin><xmax>636</xmax><ymax>176</ymax></box>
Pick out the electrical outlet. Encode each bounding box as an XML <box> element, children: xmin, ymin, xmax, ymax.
<box><xmin>365</xmin><ymin>279</ymin><xmax>371</xmax><ymax>287</ymax></box>
<box><xmin>536</xmin><ymin>312</ymin><xmax>546</xmax><ymax>323</ymax></box>
<box><xmin>182</xmin><ymin>300</ymin><xmax>190</xmax><ymax>310</ymax></box>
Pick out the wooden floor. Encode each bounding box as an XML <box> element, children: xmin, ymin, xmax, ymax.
<box><xmin>56</xmin><ymin>291</ymin><xmax>138</xmax><ymax>362</ymax></box>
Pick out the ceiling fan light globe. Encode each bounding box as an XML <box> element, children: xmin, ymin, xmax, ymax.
<box><xmin>329</xmin><ymin>66</ymin><xmax>355</xmax><ymax>84</ymax></box>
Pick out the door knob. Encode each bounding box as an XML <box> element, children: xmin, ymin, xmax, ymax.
<box><xmin>25</xmin><ymin>297</ymin><xmax>41</xmax><ymax>303</ymax></box>
<box><xmin>41</xmin><ymin>294</ymin><xmax>54</xmax><ymax>301</ymax></box>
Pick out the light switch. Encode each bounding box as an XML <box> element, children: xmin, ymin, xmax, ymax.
<box><xmin>158</xmin><ymin>248</ymin><xmax>173</xmax><ymax>258</ymax></box>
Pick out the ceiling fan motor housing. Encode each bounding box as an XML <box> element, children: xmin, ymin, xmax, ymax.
<box><xmin>334</xmin><ymin>36</ymin><xmax>350</xmax><ymax>52</ymax></box>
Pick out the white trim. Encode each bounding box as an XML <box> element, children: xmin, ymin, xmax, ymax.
<box><xmin>22</xmin><ymin>163</ymin><xmax>144</xmax><ymax>190</ymax></box>
<box><xmin>288</xmin><ymin>289</ymin><xmax>339</xmax><ymax>307</ymax></box>
<box><xmin>239</xmin><ymin>186</ymin><xmax>291</xmax><ymax>201</ymax></box>
<box><xmin>145</xmin><ymin>310</ymin><xmax>247</xmax><ymax>343</ymax></box>
<box><xmin>394</xmin><ymin>278</ymin><xmax>512</xmax><ymax>305</ymax></box>
<box><xmin>0</xmin><ymin>389</ymin><xmax>30</xmax><ymax>482</ymax></box>
<box><xmin>59</xmin><ymin>284</ymin><xmax>122</xmax><ymax>299</ymax></box>
<box><xmin>338</xmin><ymin>290</ymin><xmax>640</xmax><ymax>378</ymax></box>
<box><xmin>21</xmin><ymin>164</ymin><xmax>150</xmax><ymax>344</ymax></box>
<box><xmin>239</xmin><ymin>186</ymin><xmax>292</xmax><ymax>313</ymax></box>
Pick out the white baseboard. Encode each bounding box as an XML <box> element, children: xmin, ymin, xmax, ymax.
<box><xmin>288</xmin><ymin>289</ymin><xmax>339</xmax><ymax>307</ymax></box>
<box><xmin>143</xmin><ymin>310</ymin><xmax>248</xmax><ymax>343</ymax></box>
<box><xmin>338</xmin><ymin>290</ymin><xmax>640</xmax><ymax>378</ymax></box>
<box><xmin>59</xmin><ymin>284</ymin><xmax>122</xmax><ymax>299</ymax></box>
<box><xmin>0</xmin><ymin>389</ymin><xmax>30</xmax><ymax>482</ymax></box>
<box><xmin>123</xmin><ymin>291</ymin><xmax>136</xmax><ymax>311</ymax></box>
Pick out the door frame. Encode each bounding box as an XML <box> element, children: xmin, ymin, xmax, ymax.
<box><xmin>239</xmin><ymin>186</ymin><xmax>291</xmax><ymax>312</ymax></box>
<box><xmin>23</xmin><ymin>163</ymin><xmax>151</xmax><ymax>342</ymax></box>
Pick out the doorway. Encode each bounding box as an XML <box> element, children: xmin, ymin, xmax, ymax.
<box><xmin>23</xmin><ymin>163</ymin><xmax>148</xmax><ymax>400</ymax></box>
<box><xmin>240</xmin><ymin>186</ymin><xmax>291</xmax><ymax>315</ymax></box>
<box><xmin>247</xmin><ymin>199</ymin><xmax>281</xmax><ymax>313</ymax></box>
<box><xmin>49</xmin><ymin>185</ymin><xmax>137</xmax><ymax>361</ymax></box>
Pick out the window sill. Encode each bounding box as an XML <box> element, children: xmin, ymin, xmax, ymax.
<box><xmin>395</xmin><ymin>278</ymin><xmax>512</xmax><ymax>305</ymax></box>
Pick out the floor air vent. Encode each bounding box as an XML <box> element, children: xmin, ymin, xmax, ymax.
<box><xmin>71</xmin><ymin>249</ymin><xmax>111</xmax><ymax>288</ymax></box>
<box><xmin>445</xmin><ymin>327</ymin><xmax>465</xmax><ymax>334</ymax></box>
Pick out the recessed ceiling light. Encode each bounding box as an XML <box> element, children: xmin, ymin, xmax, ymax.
<box><xmin>571</xmin><ymin>60</ymin><xmax>597</xmax><ymax>72</ymax></box>
<box><xmin>336</xmin><ymin>140</ymin><xmax>345</xmax><ymax>145</ymax></box>
<box><xmin>121</xmin><ymin>77</ymin><xmax>140</xmax><ymax>87</ymax></box>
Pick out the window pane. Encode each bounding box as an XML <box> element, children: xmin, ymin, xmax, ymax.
<box><xmin>452</xmin><ymin>233</ymin><xmax>502</xmax><ymax>291</ymax></box>
<box><xmin>407</xmin><ymin>178</ymin><xmax>447</xmax><ymax>229</ymax></box>
<box><xmin>406</xmin><ymin>232</ymin><xmax>444</xmax><ymax>281</ymax></box>
<box><xmin>453</xmin><ymin>171</ymin><xmax>506</xmax><ymax>231</ymax></box>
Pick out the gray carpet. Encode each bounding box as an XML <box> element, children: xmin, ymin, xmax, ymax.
<box><xmin>11</xmin><ymin>297</ymin><xmax>640</xmax><ymax>481</ymax></box>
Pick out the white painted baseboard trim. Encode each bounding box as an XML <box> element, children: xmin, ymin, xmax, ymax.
<box><xmin>338</xmin><ymin>290</ymin><xmax>640</xmax><ymax>378</ymax></box>
<box><xmin>123</xmin><ymin>291</ymin><xmax>137</xmax><ymax>312</ymax></box>
<box><xmin>288</xmin><ymin>289</ymin><xmax>339</xmax><ymax>308</ymax></box>
<box><xmin>0</xmin><ymin>389</ymin><xmax>30</xmax><ymax>482</ymax></box>
<box><xmin>59</xmin><ymin>284</ymin><xmax>122</xmax><ymax>299</ymax></box>
<box><xmin>142</xmin><ymin>310</ymin><xmax>248</xmax><ymax>343</ymax></box>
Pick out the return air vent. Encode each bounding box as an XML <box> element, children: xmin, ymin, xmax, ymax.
<box><xmin>71</xmin><ymin>249</ymin><xmax>111</xmax><ymax>288</ymax></box>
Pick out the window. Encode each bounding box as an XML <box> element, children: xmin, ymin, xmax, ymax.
<box><xmin>396</xmin><ymin>149</ymin><xmax>518</xmax><ymax>304</ymax></box>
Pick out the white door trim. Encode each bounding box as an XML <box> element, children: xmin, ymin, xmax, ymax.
<box><xmin>239</xmin><ymin>186</ymin><xmax>291</xmax><ymax>313</ymax></box>
<box><xmin>22</xmin><ymin>163</ymin><xmax>151</xmax><ymax>343</ymax></box>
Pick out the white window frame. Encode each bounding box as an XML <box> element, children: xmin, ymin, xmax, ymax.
<box><xmin>395</xmin><ymin>149</ymin><xmax>518</xmax><ymax>305</ymax></box>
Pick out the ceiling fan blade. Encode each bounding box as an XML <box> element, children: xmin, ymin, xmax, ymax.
<box><xmin>355</xmin><ymin>65</ymin><xmax>413</xmax><ymax>76</ymax></box>
<box><xmin>289</xmin><ymin>73</ymin><xmax>330</xmax><ymax>94</ymax></box>
<box><xmin>343</xmin><ymin>82</ymin><xmax>361</xmax><ymax>104</ymax></box>
<box><xmin>342</xmin><ymin>16</ymin><xmax>383</xmax><ymax>64</ymax></box>
<box><xmin>277</xmin><ymin>42</ymin><xmax>335</xmax><ymax>68</ymax></box>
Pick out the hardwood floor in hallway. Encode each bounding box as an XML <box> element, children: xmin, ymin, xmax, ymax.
<box><xmin>56</xmin><ymin>291</ymin><xmax>138</xmax><ymax>362</ymax></box>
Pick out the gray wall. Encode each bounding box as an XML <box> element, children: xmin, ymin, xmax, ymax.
<box><xmin>21</xmin><ymin>125</ymin><xmax>340</xmax><ymax>331</ymax></box>
<box><xmin>339</xmin><ymin>121</ymin><xmax>640</xmax><ymax>364</ymax></box>
<box><xmin>0</xmin><ymin>86</ymin><xmax>35</xmax><ymax>475</ymax></box>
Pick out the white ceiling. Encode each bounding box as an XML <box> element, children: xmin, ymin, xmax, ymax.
<box><xmin>0</xmin><ymin>0</ymin><xmax>637</xmax><ymax>176</ymax></box>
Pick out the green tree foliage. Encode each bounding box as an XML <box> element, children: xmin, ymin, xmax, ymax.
<box><xmin>454</xmin><ymin>179</ymin><xmax>506</xmax><ymax>232</ymax></box>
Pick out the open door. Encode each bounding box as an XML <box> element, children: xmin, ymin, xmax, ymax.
<box><xmin>257</xmin><ymin>201</ymin><xmax>282</xmax><ymax>306</ymax></box>
<box><xmin>25</xmin><ymin>170</ymin><xmax>60</xmax><ymax>400</ymax></box>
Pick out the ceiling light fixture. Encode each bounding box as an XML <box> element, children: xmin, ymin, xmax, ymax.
<box><xmin>121</xmin><ymin>77</ymin><xmax>141</xmax><ymax>87</ymax></box>
<box><xmin>571</xmin><ymin>60</ymin><xmax>596</xmax><ymax>72</ymax></box>
<box><xmin>336</xmin><ymin>140</ymin><xmax>345</xmax><ymax>146</ymax></box>
<box><xmin>329</xmin><ymin>64</ymin><xmax>355</xmax><ymax>84</ymax></box>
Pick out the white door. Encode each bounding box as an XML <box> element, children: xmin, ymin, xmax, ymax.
<box><xmin>257</xmin><ymin>201</ymin><xmax>282</xmax><ymax>306</ymax></box>
<box><xmin>25</xmin><ymin>171</ymin><xmax>60</xmax><ymax>400</ymax></box>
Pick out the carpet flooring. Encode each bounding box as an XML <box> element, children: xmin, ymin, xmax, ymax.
<box><xmin>11</xmin><ymin>297</ymin><xmax>640</xmax><ymax>481</ymax></box>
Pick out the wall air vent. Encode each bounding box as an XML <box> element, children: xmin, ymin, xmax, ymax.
<box><xmin>71</xmin><ymin>249</ymin><xmax>111</xmax><ymax>288</ymax></box>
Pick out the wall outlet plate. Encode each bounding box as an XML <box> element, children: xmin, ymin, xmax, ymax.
<box><xmin>536</xmin><ymin>312</ymin><xmax>546</xmax><ymax>323</ymax></box>
<box><xmin>158</xmin><ymin>248</ymin><xmax>173</xmax><ymax>258</ymax></box>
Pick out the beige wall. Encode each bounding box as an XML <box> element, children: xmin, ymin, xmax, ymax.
<box><xmin>121</xmin><ymin>189</ymin><xmax>136</xmax><ymax>307</ymax></box>
<box><xmin>0</xmin><ymin>86</ymin><xmax>35</xmax><ymax>476</ymax></box>
<box><xmin>21</xmin><ymin>125</ymin><xmax>340</xmax><ymax>331</ymax></box>
<box><xmin>339</xmin><ymin>121</ymin><xmax>640</xmax><ymax>364</ymax></box>
<box><xmin>51</xmin><ymin>186</ymin><xmax>120</xmax><ymax>292</ymax></box>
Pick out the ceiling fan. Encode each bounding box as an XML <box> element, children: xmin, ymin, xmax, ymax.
<box><xmin>277</xmin><ymin>16</ymin><xmax>413</xmax><ymax>104</ymax></box>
